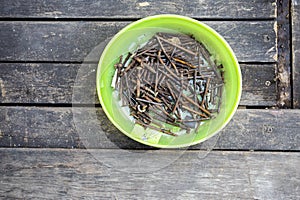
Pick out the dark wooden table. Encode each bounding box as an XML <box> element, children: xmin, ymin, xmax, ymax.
<box><xmin>0</xmin><ymin>0</ymin><xmax>299</xmax><ymax>199</ymax></box>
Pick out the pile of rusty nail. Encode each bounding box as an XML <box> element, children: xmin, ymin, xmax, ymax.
<box><xmin>113</xmin><ymin>32</ymin><xmax>224</xmax><ymax>136</ymax></box>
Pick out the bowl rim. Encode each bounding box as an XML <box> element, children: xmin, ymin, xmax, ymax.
<box><xmin>97</xmin><ymin>14</ymin><xmax>242</xmax><ymax>148</ymax></box>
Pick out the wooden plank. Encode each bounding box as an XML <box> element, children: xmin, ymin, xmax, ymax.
<box><xmin>0</xmin><ymin>63</ymin><xmax>79</xmax><ymax>104</ymax></box>
<box><xmin>0</xmin><ymin>0</ymin><xmax>276</xmax><ymax>19</ymax></box>
<box><xmin>240</xmin><ymin>64</ymin><xmax>276</xmax><ymax>106</ymax></box>
<box><xmin>0</xmin><ymin>148</ymin><xmax>299</xmax><ymax>199</ymax></box>
<box><xmin>0</xmin><ymin>107</ymin><xmax>299</xmax><ymax>150</ymax></box>
<box><xmin>0</xmin><ymin>21</ymin><xmax>277</xmax><ymax>62</ymax></box>
<box><xmin>0</xmin><ymin>63</ymin><xmax>276</xmax><ymax>106</ymax></box>
<box><xmin>277</xmin><ymin>0</ymin><xmax>292</xmax><ymax>108</ymax></box>
<box><xmin>292</xmin><ymin>0</ymin><xmax>300</xmax><ymax>108</ymax></box>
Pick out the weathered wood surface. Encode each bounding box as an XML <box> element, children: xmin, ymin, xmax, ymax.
<box><xmin>240</xmin><ymin>64</ymin><xmax>276</xmax><ymax>106</ymax></box>
<box><xmin>277</xmin><ymin>0</ymin><xmax>292</xmax><ymax>108</ymax></box>
<box><xmin>292</xmin><ymin>0</ymin><xmax>300</xmax><ymax>108</ymax></box>
<box><xmin>1</xmin><ymin>107</ymin><xmax>299</xmax><ymax>150</ymax></box>
<box><xmin>0</xmin><ymin>2</ymin><xmax>297</xmax><ymax>200</ymax></box>
<box><xmin>0</xmin><ymin>21</ymin><xmax>277</xmax><ymax>62</ymax></box>
<box><xmin>0</xmin><ymin>1</ymin><xmax>298</xmax><ymax>199</ymax></box>
<box><xmin>0</xmin><ymin>63</ymin><xmax>276</xmax><ymax>106</ymax></box>
<box><xmin>0</xmin><ymin>0</ymin><xmax>276</xmax><ymax>19</ymax></box>
<box><xmin>0</xmin><ymin>148</ymin><xmax>299</xmax><ymax>199</ymax></box>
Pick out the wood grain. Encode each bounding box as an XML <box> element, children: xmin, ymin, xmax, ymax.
<box><xmin>0</xmin><ymin>63</ymin><xmax>276</xmax><ymax>106</ymax></box>
<box><xmin>0</xmin><ymin>148</ymin><xmax>299</xmax><ymax>199</ymax></box>
<box><xmin>0</xmin><ymin>107</ymin><xmax>299</xmax><ymax>150</ymax></box>
<box><xmin>0</xmin><ymin>0</ymin><xmax>276</xmax><ymax>19</ymax></box>
<box><xmin>292</xmin><ymin>0</ymin><xmax>300</xmax><ymax>108</ymax></box>
<box><xmin>0</xmin><ymin>21</ymin><xmax>277</xmax><ymax>62</ymax></box>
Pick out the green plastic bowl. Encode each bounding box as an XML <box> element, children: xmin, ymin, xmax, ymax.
<box><xmin>97</xmin><ymin>14</ymin><xmax>242</xmax><ymax>148</ymax></box>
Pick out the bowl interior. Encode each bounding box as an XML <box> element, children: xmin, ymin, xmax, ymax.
<box><xmin>97</xmin><ymin>15</ymin><xmax>241</xmax><ymax>148</ymax></box>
